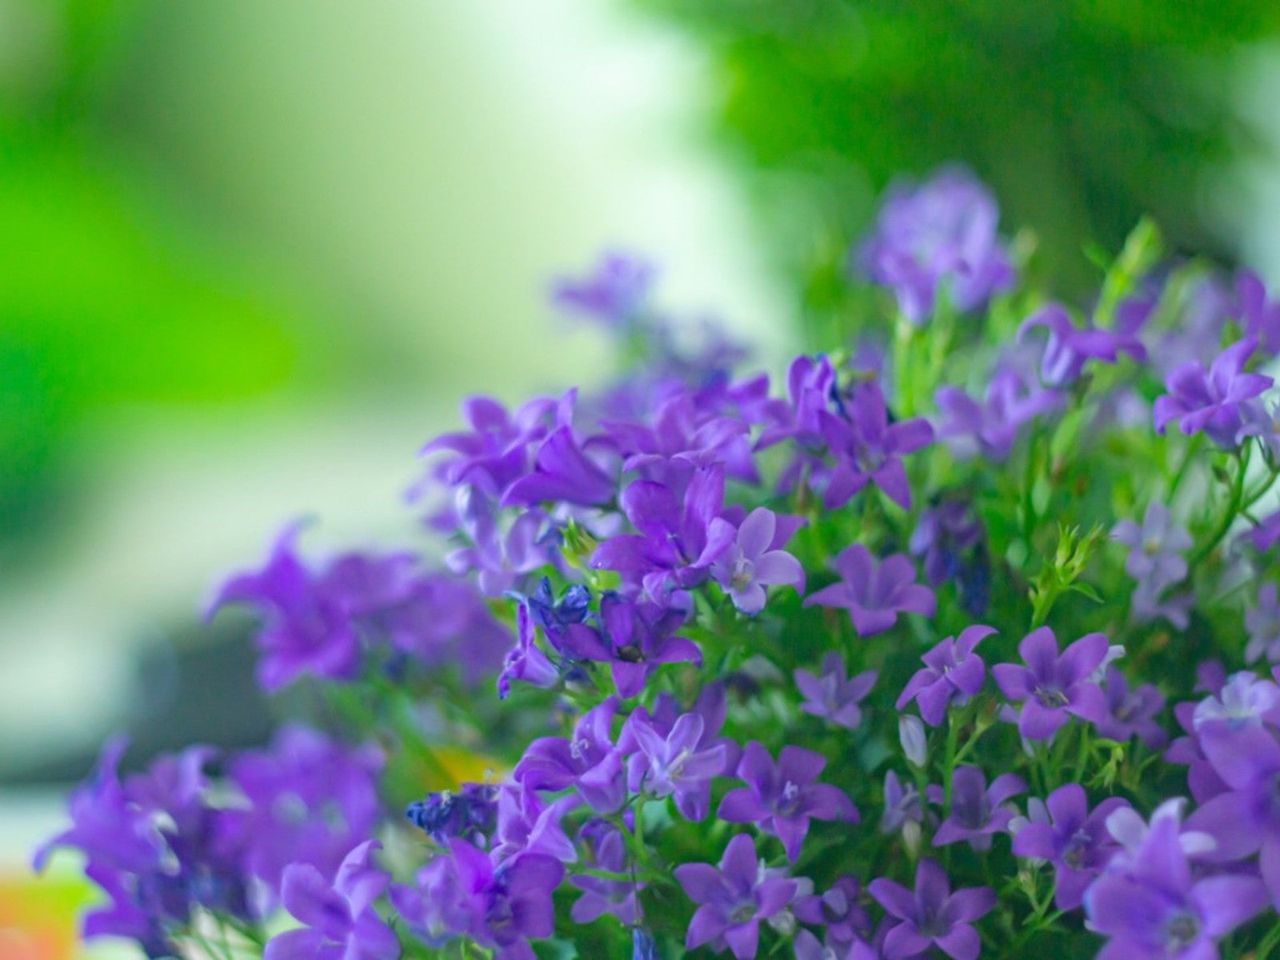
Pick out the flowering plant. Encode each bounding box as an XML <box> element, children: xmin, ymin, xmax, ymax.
<box><xmin>39</xmin><ymin>169</ymin><xmax>1280</xmax><ymax>960</ymax></box>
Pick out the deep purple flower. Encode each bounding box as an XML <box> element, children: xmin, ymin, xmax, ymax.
<box><xmin>219</xmin><ymin>726</ymin><xmax>383</xmax><ymax>895</ymax></box>
<box><xmin>933</xmin><ymin>766</ymin><xmax>1025</xmax><ymax>851</ymax></box>
<box><xmin>757</xmin><ymin>354</ymin><xmax>837</xmax><ymax>451</ymax></box>
<box><xmin>502</xmin><ymin>417</ymin><xmax>617</xmax><ymax>509</ymax></box>
<box><xmin>795</xmin><ymin>653</ymin><xmax>878</xmax><ymax>730</ymax></box>
<box><xmin>674</xmin><ymin>833</ymin><xmax>799</xmax><ymax>960</ymax></box>
<box><xmin>558</xmin><ymin>593</ymin><xmax>700</xmax><ymax>698</ymax></box>
<box><xmin>896</xmin><ymin>625</ymin><xmax>993</xmax><ymax>726</ymax></box>
<box><xmin>627</xmin><ymin>711</ymin><xmax>726</xmax><ymax>821</ymax></box>
<box><xmin>993</xmin><ymin>628</ymin><xmax>1109</xmax><ymax>741</ymax></box>
<box><xmin>207</xmin><ymin>522</ymin><xmax>393</xmax><ymax>689</ymax></box>
<box><xmin>569</xmin><ymin>823</ymin><xmax>640</xmax><ymax>925</ymax></box>
<box><xmin>35</xmin><ymin>740</ymin><xmax>254</xmax><ymax>954</ymax></box>
<box><xmin>526</xmin><ymin>577</ymin><xmax>591</xmax><ymax>636</ymax></box>
<box><xmin>264</xmin><ymin>841</ymin><xmax>398</xmax><ymax>960</ymax></box>
<box><xmin>490</xmin><ymin>785</ymin><xmax>578</xmax><ymax>865</ymax></box>
<box><xmin>497</xmin><ymin>601</ymin><xmax>560</xmax><ymax>699</ymax></box>
<box><xmin>1018</xmin><ymin>303</ymin><xmax>1146</xmax><ymax>386</ymax></box>
<box><xmin>1165</xmin><ymin>703</ymin><xmax>1231</xmax><ymax>806</ymax></box>
<box><xmin>1113</xmin><ymin>503</ymin><xmax>1191</xmax><ymax>591</ymax></box>
<box><xmin>34</xmin><ymin>738</ymin><xmax>160</xmax><ymax>878</ymax></box>
<box><xmin>856</xmin><ymin>167</ymin><xmax>1015</xmax><ymax>324</ymax></box>
<box><xmin>1086</xmin><ymin>798</ymin><xmax>1266</xmax><ymax>960</ymax></box>
<box><xmin>804</xmin><ymin>545</ymin><xmax>935</xmax><ymax>636</ymax></box>
<box><xmin>710</xmin><ymin>507</ymin><xmax>805</xmax><ymax>614</ymax></box>
<box><xmin>591</xmin><ymin>466</ymin><xmax>735</xmax><ymax>598</ymax></box>
<box><xmin>1013</xmin><ymin>785</ymin><xmax>1127</xmax><ymax>910</ymax></box>
<box><xmin>551</xmin><ymin>251</ymin><xmax>656</xmax><ymax>328</ymax></box>
<box><xmin>514</xmin><ymin>698</ymin><xmax>626</xmax><ymax>813</ymax></box>
<box><xmin>1095</xmin><ymin>667</ymin><xmax>1167</xmax><ymax>749</ymax></box>
<box><xmin>1246</xmin><ymin>583</ymin><xmax>1280</xmax><ymax>664</ymax></box>
<box><xmin>1154</xmin><ymin>337</ymin><xmax>1273</xmax><ymax>447</ymax></box>
<box><xmin>868</xmin><ymin>858</ymin><xmax>994</xmax><ymax>960</ymax></box>
<box><xmin>444</xmin><ymin>839</ymin><xmax>566</xmax><ymax>960</ymax></box>
<box><xmin>718</xmin><ymin>742</ymin><xmax>858</xmax><ymax>863</ymax></box>
<box><xmin>934</xmin><ymin>362</ymin><xmax>1062</xmax><ymax>462</ymax></box>
<box><xmin>421</xmin><ymin>394</ymin><xmax>556</xmax><ymax>497</ymax></box>
<box><xmin>406</xmin><ymin>783</ymin><xmax>499</xmax><ymax>847</ymax></box>
<box><xmin>818</xmin><ymin>382</ymin><xmax>933</xmax><ymax>511</ymax></box>
<box><xmin>794</xmin><ymin>932</ymin><xmax>878</xmax><ymax>960</ymax></box>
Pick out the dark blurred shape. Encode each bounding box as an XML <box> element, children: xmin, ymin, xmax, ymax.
<box><xmin>4</xmin><ymin>615</ymin><xmax>272</xmax><ymax>785</ymax></box>
<box><xmin>630</xmin><ymin>0</ymin><xmax>1280</xmax><ymax>340</ymax></box>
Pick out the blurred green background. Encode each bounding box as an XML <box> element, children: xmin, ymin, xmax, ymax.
<box><xmin>4</xmin><ymin>1</ymin><xmax>1280</xmax><ymax>955</ymax></box>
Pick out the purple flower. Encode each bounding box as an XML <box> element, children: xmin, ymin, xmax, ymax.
<box><xmin>1191</xmin><ymin>670</ymin><xmax>1280</xmax><ymax>731</ymax></box>
<box><xmin>674</xmin><ymin>833</ymin><xmax>799</xmax><ymax>960</ymax></box>
<box><xmin>793</xmin><ymin>876</ymin><xmax>871</xmax><ymax>950</ymax></box>
<box><xmin>219</xmin><ymin>726</ymin><xmax>383</xmax><ymax>896</ymax></box>
<box><xmin>879</xmin><ymin>771</ymin><xmax>925</xmax><ymax>838</ymax></box>
<box><xmin>868</xmin><ymin>858</ymin><xmax>994</xmax><ymax>960</ymax></box>
<box><xmin>896</xmin><ymin>625</ymin><xmax>993</xmax><ymax>726</ymax></box>
<box><xmin>710</xmin><ymin>507</ymin><xmax>805</xmax><ymax>614</ymax></box>
<box><xmin>909</xmin><ymin>498</ymin><xmax>990</xmax><ymax>616</ymax></box>
<box><xmin>1184</xmin><ymin>721</ymin><xmax>1280</xmax><ymax>906</ymax></box>
<box><xmin>1238</xmin><ymin>268</ymin><xmax>1280</xmax><ymax>356</ymax></box>
<box><xmin>444</xmin><ymin>840</ymin><xmax>566</xmax><ymax>960</ymax></box>
<box><xmin>856</xmin><ymin>167</ymin><xmax>1015</xmax><ymax>324</ymax></box>
<box><xmin>207</xmin><ymin>523</ymin><xmax>381</xmax><ymax>689</ymax></box>
<box><xmin>264</xmin><ymin>841</ymin><xmax>398</xmax><ymax>960</ymax></box>
<box><xmin>569</xmin><ymin>824</ymin><xmax>640</xmax><ymax>925</ymax></box>
<box><xmin>591</xmin><ymin>466</ymin><xmax>735</xmax><ymax>597</ymax></box>
<box><xmin>1012</xmin><ymin>785</ymin><xmax>1127</xmax><ymax>909</ymax></box>
<box><xmin>795</xmin><ymin>653</ymin><xmax>878</xmax><ymax>730</ymax></box>
<box><xmin>526</xmin><ymin>577</ymin><xmax>591</xmax><ymax>635</ymax></box>
<box><xmin>993</xmin><ymin>627</ymin><xmax>1109</xmax><ymax>741</ymax></box>
<box><xmin>718</xmin><ymin>742</ymin><xmax>858</xmax><ymax>863</ymax></box>
<box><xmin>1154</xmin><ymin>337</ymin><xmax>1273</xmax><ymax>447</ymax></box>
<box><xmin>421</xmin><ymin>394</ymin><xmax>556</xmax><ymax>497</ymax></box>
<box><xmin>1250</xmin><ymin>509</ymin><xmax>1280</xmax><ymax>553</ymax></box>
<box><xmin>627</xmin><ymin>711</ymin><xmax>727</xmax><ymax>821</ymax></box>
<box><xmin>804</xmin><ymin>545</ymin><xmax>936</xmax><ymax>636</ymax></box>
<box><xmin>551</xmin><ymin>251</ymin><xmax>656</xmax><ymax>328</ymax></box>
<box><xmin>934</xmin><ymin>362</ymin><xmax>1062</xmax><ymax>463</ymax></box>
<box><xmin>497</xmin><ymin>602</ymin><xmax>560</xmax><ymax>699</ymax></box>
<box><xmin>818</xmin><ymin>382</ymin><xmax>933</xmax><ymax>511</ymax></box>
<box><xmin>933</xmin><ymin>766</ymin><xmax>1025</xmax><ymax>851</ymax></box>
<box><xmin>490</xmin><ymin>785</ymin><xmax>578</xmax><ymax>866</ymax></box>
<box><xmin>502</xmin><ymin>418</ymin><xmax>617</xmax><ymax>509</ymax></box>
<box><xmin>514</xmin><ymin>698</ymin><xmax>626</xmax><ymax>814</ymax></box>
<box><xmin>446</xmin><ymin>489</ymin><xmax>550</xmax><ymax>597</ymax></box>
<box><xmin>1112</xmin><ymin>503</ymin><xmax>1191</xmax><ymax>589</ymax></box>
<box><xmin>1094</xmin><ymin>667</ymin><xmax>1167</xmax><ymax>749</ymax></box>
<box><xmin>406</xmin><ymin>783</ymin><xmax>499</xmax><ymax>847</ymax></box>
<box><xmin>558</xmin><ymin>594</ymin><xmax>701</xmax><ymax>698</ymax></box>
<box><xmin>1247</xmin><ymin>583</ymin><xmax>1280</xmax><ymax>664</ymax></box>
<box><xmin>1018</xmin><ymin>303</ymin><xmax>1146</xmax><ymax>387</ymax></box>
<box><xmin>1086</xmin><ymin>799</ymin><xmax>1266</xmax><ymax>960</ymax></box>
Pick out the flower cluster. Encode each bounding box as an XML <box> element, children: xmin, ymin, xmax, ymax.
<box><xmin>40</xmin><ymin>168</ymin><xmax>1280</xmax><ymax>959</ymax></box>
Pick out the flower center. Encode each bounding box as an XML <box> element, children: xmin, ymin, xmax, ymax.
<box><xmin>730</xmin><ymin>557</ymin><xmax>755</xmax><ymax>592</ymax></box>
<box><xmin>1034</xmin><ymin>685</ymin><xmax>1068</xmax><ymax>708</ymax></box>
<box><xmin>570</xmin><ymin>737</ymin><xmax>592</xmax><ymax>761</ymax></box>
<box><xmin>1062</xmin><ymin>829</ymin><xmax>1091</xmax><ymax>869</ymax></box>
<box><xmin>777</xmin><ymin>780</ymin><xmax>801</xmax><ymax>816</ymax></box>
<box><xmin>616</xmin><ymin>644</ymin><xmax>644</xmax><ymax>663</ymax></box>
<box><xmin>729</xmin><ymin>901</ymin><xmax>757</xmax><ymax>925</ymax></box>
<box><xmin>1163</xmin><ymin>910</ymin><xmax>1199</xmax><ymax>950</ymax></box>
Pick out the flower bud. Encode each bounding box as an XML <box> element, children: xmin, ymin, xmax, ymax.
<box><xmin>899</xmin><ymin>715</ymin><xmax>927</xmax><ymax>768</ymax></box>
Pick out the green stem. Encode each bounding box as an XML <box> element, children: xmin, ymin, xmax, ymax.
<box><xmin>1190</xmin><ymin>445</ymin><xmax>1251</xmax><ymax>569</ymax></box>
